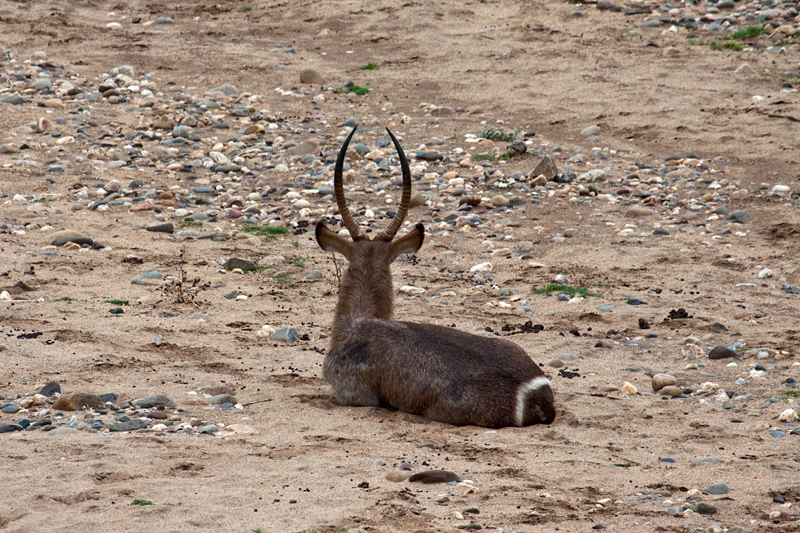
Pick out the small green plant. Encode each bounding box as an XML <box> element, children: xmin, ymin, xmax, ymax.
<box><xmin>55</xmin><ymin>296</ymin><xmax>76</xmax><ymax>302</ymax></box>
<box><xmin>532</xmin><ymin>284</ymin><xmax>601</xmax><ymax>297</ymax></box>
<box><xmin>238</xmin><ymin>6</ymin><xmax>252</xmax><ymax>11</ymax></box>
<box><xmin>619</xmin><ymin>28</ymin><xmax>636</xmax><ymax>39</ymax></box>
<box><xmin>333</xmin><ymin>85</ymin><xmax>370</xmax><ymax>95</ymax></box>
<box><xmin>239</xmin><ymin>225</ymin><xmax>289</xmax><ymax>236</ymax></box>
<box><xmin>58</xmin><ymin>309</ymin><xmax>76</xmax><ymax>314</ymax></box>
<box><xmin>253</xmin><ymin>528</ymin><xmax>264</xmax><ymax>533</ymax></box>
<box><xmin>780</xmin><ymin>390</ymin><xmax>800</xmax><ymax>400</ymax></box>
<box><xmin>472</xmin><ymin>153</ymin><xmax>497</xmax><ymax>161</ymax></box>
<box><xmin>105</xmin><ymin>299</ymin><xmax>128</xmax><ymax>306</ymax></box>
<box><xmin>181</xmin><ymin>220</ymin><xmax>203</xmax><ymax>227</ymax></box>
<box><xmin>477</xmin><ymin>127</ymin><xmax>519</xmax><ymax>143</ymax></box>
<box><xmin>286</xmin><ymin>255</ymin><xmax>305</xmax><ymax>267</ymax></box>
<box><xmin>709</xmin><ymin>40</ymin><xmax>743</xmax><ymax>51</ymax></box>
<box><xmin>730</xmin><ymin>25</ymin><xmax>767</xmax><ymax>40</ymax></box>
<box><xmin>132</xmin><ymin>499</ymin><xmax>153</xmax><ymax>506</ymax></box>
<box><xmin>359</xmin><ymin>63</ymin><xmax>379</xmax><ymax>70</ymax></box>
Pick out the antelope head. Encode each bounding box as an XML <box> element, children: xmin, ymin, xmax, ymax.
<box><xmin>315</xmin><ymin>126</ymin><xmax>424</xmax><ymax>264</ymax></box>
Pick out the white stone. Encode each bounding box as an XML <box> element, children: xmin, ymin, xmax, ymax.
<box><xmin>758</xmin><ymin>268</ymin><xmax>773</xmax><ymax>278</ymax></box>
<box><xmin>772</xmin><ymin>184</ymin><xmax>791</xmax><ymax>194</ymax></box>
<box><xmin>470</xmin><ymin>262</ymin><xmax>493</xmax><ymax>273</ymax></box>
<box><xmin>779</xmin><ymin>408</ymin><xmax>799</xmax><ymax>422</ymax></box>
<box><xmin>399</xmin><ymin>285</ymin><xmax>426</xmax><ymax>295</ymax></box>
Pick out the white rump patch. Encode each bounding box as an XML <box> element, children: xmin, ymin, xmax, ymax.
<box><xmin>515</xmin><ymin>377</ymin><xmax>551</xmax><ymax>426</ymax></box>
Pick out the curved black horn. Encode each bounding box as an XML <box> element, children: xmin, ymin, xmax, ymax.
<box><xmin>334</xmin><ymin>126</ymin><xmax>364</xmax><ymax>240</ymax></box>
<box><xmin>376</xmin><ymin>128</ymin><xmax>412</xmax><ymax>241</ymax></box>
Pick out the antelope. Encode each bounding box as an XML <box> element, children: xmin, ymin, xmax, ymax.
<box><xmin>314</xmin><ymin>126</ymin><xmax>555</xmax><ymax>428</ymax></box>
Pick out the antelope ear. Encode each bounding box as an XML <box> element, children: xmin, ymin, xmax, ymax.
<box><xmin>390</xmin><ymin>223</ymin><xmax>425</xmax><ymax>262</ymax></box>
<box><xmin>316</xmin><ymin>222</ymin><xmax>352</xmax><ymax>259</ymax></box>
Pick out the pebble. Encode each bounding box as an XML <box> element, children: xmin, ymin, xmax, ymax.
<box><xmin>39</xmin><ymin>381</ymin><xmax>61</xmax><ymax>396</ymax></box>
<box><xmin>580</xmin><ymin>124</ymin><xmax>601</xmax><ymax>136</ymax></box>
<box><xmin>727</xmin><ymin>210</ymin><xmax>751</xmax><ymax>223</ymax></box>
<box><xmin>651</xmin><ymin>374</ymin><xmax>677</xmax><ymax>392</ymax></box>
<box><xmin>270</xmin><ymin>327</ymin><xmax>300</xmax><ymax>344</ymax></box>
<box><xmin>52</xmin><ymin>393</ymin><xmax>105</xmax><ymax>411</ymax></box>
<box><xmin>47</xmin><ymin>427</ymin><xmax>81</xmax><ymax>436</ymax></box>
<box><xmin>692</xmin><ymin>502</ymin><xmax>717</xmax><ymax>514</ymax></box>
<box><xmin>299</xmin><ymin>68</ymin><xmax>325</xmax><ymax>85</ymax></box>
<box><xmin>408</xmin><ymin>470</ymin><xmax>460</xmax><ymax>483</ymax></box>
<box><xmin>704</xmin><ymin>482</ymin><xmax>729</xmax><ymax>495</ymax></box>
<box><xmin>146</xmin><ymin>223</ymin><xmax>174</xmax><ymax>234</ymax></box>
<box><xmin>226</xmin><ymin>257</ymin><xmax>259</xmax><ymax>272</ymax></box>
<box><xmin>198</xmin><ymin>424</ymin><xmax>218</xmax><ymax>435</ymax></box>
<box><xmin>110</xmin><ymin>419</ymin><xmax>150</xmax><ymax>432</ymax></box>
<box><xmin>135</xmin><ymin>394</ymin><xmax>176</xmax><ymax>409</ymax></box>
<box><xmin>708</xmin><ymin>346</ymin><xmax>736</xmax><ymax>360</ymax></box>
<box><xmin>0</xmin><ymin>424</ymin><xmax>24</xmax><ymax>433</ymax></box>
<box><xmin>1</xmin><ymin>403</ymin><xmax>20</xmax><ymax>413</ymax></box>
<box><xmin>659</xmin><ymin>385</ymin><xmax>682</xmax><ymax>396</ymax></box>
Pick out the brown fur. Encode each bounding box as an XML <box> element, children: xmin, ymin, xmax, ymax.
<box><xmin>315</xmin><ymin>126</ymin><xmax>554</xmax><ymax>428</ymax></box>
<box><xmin>316</xmin><ymin>222</ymin><xmax>555</xmax><ymax>428</ymax></box>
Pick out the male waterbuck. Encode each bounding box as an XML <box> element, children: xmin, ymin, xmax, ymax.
<box><xmin>315</xmin><ymin>126</ymin><xmax>555</xmax><ymax>428</ymax></box>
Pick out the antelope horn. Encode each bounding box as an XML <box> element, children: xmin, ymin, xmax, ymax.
<box><xmin>376</xmin><ymin>128</ymin><xmax>412</xmax><ymax>242</ymax></box>
<box><xmin>334</xmin><ymin>126</ymin><xmax>364</xmax><ymax>240</ymax></box>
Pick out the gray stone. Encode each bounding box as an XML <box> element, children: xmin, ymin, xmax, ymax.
<box><xmin>146</xmin><ymin>223</ymin><xmax>174</xmax><ymax>234</ymax></box>
<box><xmin>198</xmin><ymin>424</ymin><xmax>218</xmax><ymax>434</ymax></box>
<box><xmin>110</xmin><ymin>419</ymin><xmax>150</xmax><ymax>432</ymax></box>
<box><xmin>226</xmin><ymin>257</ymin><xmax>259</xmax><ymax>272</ymax></box>
<box><xmin>307</xmin><ymin>269</ymin><xmax>323</xmax><ymax>280</ymax></box>
<box><xmin>0</xmin><ymin>424</ymin><xmax>23</xmax><ymax>433</ymax></box>
<box><xmin>1</xmin><ymin>403</ymin><xmax>20</xmax><ymax>413</ymax></box>
<box><xmin>270</xmin><ymin>327</ymin><xmax>300</xmax><ymax>344</ymax></box>
<box><xmin>1</xmin><ymin>95</ymin><xmax>26</xmax><ymax>105</ymax></box>
<box><xmin>506</xmin><ymin>140</ymin><xmax>527</xmax><ymax>156</ymax></box>
<box><xmin>208</xmin><ymin>83</ymin><xmax>237</xmax><ymax>96</ymax></box>
<box><xmin>692</xmin><ymin>502</ymin><xmax>717</xmax><ymax>514</ymax></box>
<box><xmin>665</xmin><ymin>152</ymin><xmax>698</xmax><ymax>161</ymax></box>
<box><xmin>47</xmin><ymin>427</ymin><xmax>81</xmax><ymax>436</ymax></box>
<box><xmin>142</xmin><ymin>270</ymin><xmax>163</xmax><ymax>279</ymax></box>
<box><xmin>207</xmin><ymin>394</ymin><xmax>237</xmax><ymax>405</ymax></box>
<box><xmin>39</xmin><ymin>381</ymin><xmax>61</xmax><ymax>396</ymax></box>
<box><xmin>342</xmin><ymin>118</ymin><xmax>358</xmax><ymax>128</ymax></box>
<box><xmin>704</xmin><ymin>482</ymin><xmax>729</xmax><ymax>495</ymax></box>
<box><xmin>580</xmin><ymin>124</ymin><xmax>601</xmax><ymax>136</ymax></box>
<box><xmin>727</xmin><ymin>210</ymin><xmax>751</xmax><ymax>223</ymax></box>
<box><xmin>530</xmin><ymin>155</ymin><xmax>558</xmax><ymax>181</ymax></box>
<box><xmin>135</xmin><ymin>394</ymin><xmax>176</xmax><ymax>409</ymax></box>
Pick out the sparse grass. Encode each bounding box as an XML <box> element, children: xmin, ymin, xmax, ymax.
<box><xmin>105</xmin><ymin>299</ymin><xmax>128</xmax><ymax>306</ymax></box>
<box><xmin>730</xmin><ymin>25</ymin><xmax>768</xmax><ymax>40</ymax></box>
<box><xmin>697</xmin><ymin>26</ymin><xmax>768</xmax><ymax>52</ymax></box>
<box><xmin>619</xmin><ymin>28</ymin><xmax>636</xmax><ymax>40</ymax></box>
<box><xmin>477</xmin><ymin>127</ymin><xmax>520</xmax><ymax>142</ymax></box>
<box><xmin>132</xmin><ymin>499</ymin><xmax>153</xmax><ymax>506</ymax></box>
<box><xmin>359</xmin><ymin>63</ymin><xmax>379</xmax><ymax>70</ymax></box>
<box><xmin>287</xmin><ymin>255</ymin><xmax>305</xmax><ymax>268</ymax></box>
<box><xmin>253</xmin><ymin>528</ymin><xmax>263</xmax><ymax>533</ymax></box>
<box><xmin>532</xmin><ymin>284</ymin><xmax>601</xmax><ymax>297</ymax></box>
<box><xmin>332</xmin><ymin>84</ymin><xmax>370</xmax><ymax>95</ymax></box>
<box><xmin>181</xmin><ymin>220</ymin><xmax>203</xmax><ymax>227</ymax></box>
<box><xmin>780</xmin><ymin>390</ymin><xmax>800</xmax><ymax>401</ymax></box>
<box><xmin>58</xmin><ymin>309</ymin><xmax>76</xmax><ymax>314</ymax></box>
<box><xmin>709</xmin><ymin>40</ymin><xmax>743</xmax><ymax>51</ymax></box>
<box><xmin>55</xmin><ymin>296</ymin><xmax>76</xmax><ymax>302</ymax></box>
<box><xmin>777</xmin><ymin>38</ymin><xmax>800</xmax><ymax>47</ymax></box>
<box><xmin>472</xmin><ymin>153</ymin><xmax>498</xmax><ymax>161</ymax></box>
<box><xmin>239</xmin><ymin>225</ymin><xmax>289</xmax><ymax>236</ymax></box>
<box><xmin>238</xmin><ymin>6</ymin><xmax>252</xmax><ymax>11</ymax></box>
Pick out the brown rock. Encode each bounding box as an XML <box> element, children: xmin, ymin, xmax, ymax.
<box><xmin>409</xmin><ymin>192</ymin><xmax>427</xmax><ymax>209</ymax></box>
<box><xmin>408</xmin><ymin>470</ymin><xmax>460</xmax><ymax>484</ymax></box>
<box><xmin>299</xmin><ymin>68</ymin><xmax>325</xmax><ymax>85</ymax></box>
<box><xmin>625</xmin><ymin>207</ymin><xmax>655</xmax><ymax>218</ymax></box>
<box><xmin>52</xmin><ymin>393</ymin><xmax>105</xmax><ymax>411</ymax></box>
<box><xmin>287</xmin><ymin>140</ymin><xmax>319</xmax><ymax>156</ymax></box>
<box><xmin>651</xmin><ymin>373</ymin><xmax>678</xmax><ymax>392</ymax></box>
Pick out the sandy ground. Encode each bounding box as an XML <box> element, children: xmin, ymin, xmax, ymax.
<box><xmin>1</xmin><ymin>0</ymin><xmax>800</xmax><ymax>531</ymax></box>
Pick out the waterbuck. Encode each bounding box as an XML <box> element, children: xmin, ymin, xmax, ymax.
<box><xmin>314</xmin><ymin>126</ymin><xmax>555</xmax><ymax>428</ymax></box>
